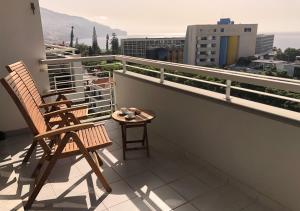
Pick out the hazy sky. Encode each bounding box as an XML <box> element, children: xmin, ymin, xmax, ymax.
<box><xmin>39</xmin><ymin>0</ymin><xmax>300</xmax><ymax>35</ymax></box>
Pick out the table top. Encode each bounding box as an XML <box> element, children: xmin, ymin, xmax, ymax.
<box><xmin>112</xmin><ymin>108</ymin><xmax>155</xmax><ymax>124</ymax></box>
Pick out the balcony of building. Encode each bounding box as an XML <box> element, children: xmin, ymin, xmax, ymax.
<box><xmin>1</xmin><ymin>1</ymin><xmax>300</xmax><ymax>211</ymax></box>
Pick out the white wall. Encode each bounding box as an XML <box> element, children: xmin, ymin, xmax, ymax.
<box><xmin>0</xmin><ymin>0</ymin><xmax>47</xmax><ymax>132</ymax></box>
<box><xmin>114</xmin><ymin>71</ymin><xmax>300</xmax><ymax>211</ymax></box>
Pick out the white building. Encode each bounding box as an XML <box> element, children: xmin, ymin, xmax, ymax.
<box><xmin>283</xmin><ymin>57</ymin><xmax>300</xmax><ymax>77</ymax></box>
<box><xmin>255</xmin><ymin>34</ymin><xmax>274</xmax><ymax>56</ymax></box>
<box><xmin>121</xmin><ymin>37</ymin><xmax>185</xmax><ymax>58</ymax></box>
<box><xmin>184</xmin><ymin>18</ymin><xmax>257</xmax><ymax>67</ymax></box>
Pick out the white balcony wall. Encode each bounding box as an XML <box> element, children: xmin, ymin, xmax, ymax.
<box><xmin>0</xmin><ymin>0</ymin><xmax>47</xmax><ymax>132</ymax></box>
<box><xmin>114</xmin><ymin>71</ymin><xmax>300</xmax><ymax>211</ymax></box>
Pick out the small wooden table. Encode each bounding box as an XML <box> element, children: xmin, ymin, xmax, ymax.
<box><xmin>112</xmin><ymin>109</ymin><xmax>155</xmax><ymax>160</ymax></box>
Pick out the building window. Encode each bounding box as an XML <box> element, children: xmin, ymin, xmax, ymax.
<box><xmin>200</xmin><ymin>58</ymin><xmax>206</xmax><ymax>62</ymax></box>
<box><xmin>210</xmin><ymin>58</ymin><xmax>215</xmax><ymax>62</ymax></box>
<box><xmin>201</xmin><ymin>36</ymin><xmax>207</xmax><ymax>40</ymax></box>
<box><xmin>213</xmin><ymin>29</ymin><xmax>217</xmax><ymax>32</ymax></box>
<box><xmin>221</xmin><ymin>28</ymin><xmax>225</xmax><ymax>32</ymax></box>
<box><xmin>211</xmin><ymin>51</ymin><xmax>216</xmax><ymax>55</ymax></box>
<box><xmin>212</xmin><ymin>43</ymin><xmax>217</xmax><ymax>48</ymax></box>
<box><xmin>200</xmin><ymin>44</ymin><xmax>207</xmax><ymax>48</ymax></box>
<box><xmin>244</xmin><ymin>27</ymin><xmax>252</xmax><ymax>32</ymax></box>
<box><xmin>212</xmin><ymin>36</ymin><xmax>216</xmax><ymax>40</ymax></box>
<box><xmin>200</xmin><ymin>51</ymin><xmax>207</xmax><ymax>55</ymax></box>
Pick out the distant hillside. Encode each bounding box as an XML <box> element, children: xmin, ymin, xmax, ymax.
<box><xmin>40</xmin><ymin>8</ymin><xmax>127</xmax><ymax>43</ymax></box>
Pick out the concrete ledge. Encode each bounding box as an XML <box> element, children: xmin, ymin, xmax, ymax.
<box><xmin>114</xmin><ymin>70</ymin><xmax>300</xmax><ymax>127</ymax></box>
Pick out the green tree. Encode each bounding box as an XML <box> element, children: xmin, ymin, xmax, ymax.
<box><xmin>237</xmin><ymin>56</ymin><xmax>256</xmax><ymax>66</ymax></box>
<box><xmin>111</xmin><ymin>33</ymin><xmax>119</xmax><ymax>55</ymax></box>
<box><xmin>69</xmin><ymin>26</ymin><xmax>74</xmax><ymax>47</ymax></box>
<box><xmin>91</xmin><ymin>26</ymin><xmax>101</xmax><ymax>55</ymax></box>
<box><xmin>106</xmin><ymin>34</ymin><xmax>110</xmax><ymax>53</ymax></box>
<box><xmin>76</xmin><ymin>43</ymin><xmax>90</xmax><ymax>56</ymax></box>
<box><xmin>75</xmin><ymin>37</ymin><xmax>79</xmax><ymax>47</ymax></box>
<box><xmin>275</xmin><ymin>48</ymin><xmax>300</xmax><ymax>62</ymax></box>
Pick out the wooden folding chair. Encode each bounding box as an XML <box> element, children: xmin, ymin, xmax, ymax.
<box><xmin>6</xmin><ymin>61</ymin><xmax>88</xmax><ymax>126</ymax></box>
<box><xmin>1</xmin><ymin>71</ymin><xmax>112</xmax><ymax>210</ymax></box>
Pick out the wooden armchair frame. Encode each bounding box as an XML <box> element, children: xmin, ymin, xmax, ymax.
<box><xmin>1</xmin><ymin>70</ymin><xmax>112</xmax><ymax>209</ymax></box>
<box><xmin>6</xmin><ymin>61</ymin><xmax>87</xmax><ymax>121</ymax></box>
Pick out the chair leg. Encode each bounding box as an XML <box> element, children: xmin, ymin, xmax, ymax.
<box><xmin>84</xmin><ymin>152</ymin><xmax>111</xmax><ymax>192</ymax></box>
<box><xmin>31</xmin><ymin>155</ymin><xmax>45</xmax><ymax>178</ymax></box>
<box><xmin>31</xmin><ymin>138</ymin><xmax>56</xmax><ymax>178</ymax></box>
<box><xmin>24</xmin><ymin>134</ymin><xmax>70</xmax><ymax>210</ymax></box>
<box><xmin>72</xmin><ymin>134</ymin><xmax>111</xmax><ymax>193</ymax></box>
<box><xmin>22</xmin><ymin>140</ymin><xmax>38</xmax><ymax>164</ymax></box>
<box><xmin>144</xmin><ymin>124</ymin><xmax>150</xmax><ymax>157</ymax></box>
<box><xmin>24</xmin><ymin>153</ymin><xmax>59</xmax><ymax>209</ymax></box>
<box><xmin>92</xmin><ymin>151</ymin><xmax>103</xmax><ymax>167</ymax></box>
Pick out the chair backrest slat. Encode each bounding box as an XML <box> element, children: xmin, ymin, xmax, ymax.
<box><xmin>1</xmin><ymin>71</ymin><xmax>47</xmax><ymax>135</ymax></box>
<box><xmin>6</xmin><ymin>61</ymin><xmax>44</xmax><ymax>106</ymax></box>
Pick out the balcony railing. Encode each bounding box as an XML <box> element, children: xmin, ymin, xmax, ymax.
<box><xmin>41</xmin><ymin>55</ymin><xmax>300</xmax><ymax>121</ymax></box>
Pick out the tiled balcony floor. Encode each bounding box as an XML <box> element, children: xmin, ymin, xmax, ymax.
<box><xmin>0</xmin><ymin>120</ymin><xmax>272</xmax><ymax>211</ymax></box>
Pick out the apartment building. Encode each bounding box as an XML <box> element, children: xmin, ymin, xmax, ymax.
<box><xmin>184</xmin><ymin>18</ymin><xmax>258</xmax><ymax>67</ymax></box>
<box><xmin>121</xmin><ymin>37</ymin><xmax>185</xmax><ymax>63</ymax></box>
<box><xmin>255</xmin><ymin>34</ymin><xmax>275</xmax><ymax>55</ymax></box>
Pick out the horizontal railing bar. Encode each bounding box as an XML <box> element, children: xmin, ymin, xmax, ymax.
<box><xmin>46</xmin><ymin>63</ymin><xmax>121</xmax><ymax>71</ymax></box>
<box><xmin>73</xmin><ymin>99</ymin><xmax>112</xmax><ymax>107</ymax></box>
<box><xmin>164</xmin><ymin>72</ymin><xmax>227</xmax><ymax>87</ymax></box>
<box><xmin>86</xmin><ymin>110</ymin><xmax>112</xmax><ymax>116</ymax></box>
<box><xmin>41</xmin><ymin>55</ymin><xmax>115</xmax><ymax>65</ymax></box>
<box><xmin>165</xmin><ymin>72</ymin><xmax>300</xmax><ymax>103</ymax></box>
<box><xmin>48</xmin><ymin>71</ymin><xmax>71</xmax><ymax>75</ymax></box>
<box><xmin>54</xmin><ymin>73</ymin><xmax>109</xmax><ymax>79</ymax></box>
<box><xmin>81</xmin><ymin>115</ymin><xmax>112</xmax><ymax>123</ymax></box>
<box><xmin>70</xmin><ymin>94</ymin><xmax>111</xmax><ymax>101</ymax></box>
<box><xmin>115</xmin><ymin>55</ymin><xmax>300</xmax><ymax>93</ymax></box>
<box><xmin>126</xmin><ymin>64</ymin><xmax>160</xmax><ymax>74</ymax></box>
<box><xmin>88</xmin><ymin>104</ymin><xmax>113</xmax><ymax>110</ymax></box>
<box><xmin>49</xmin><ymin>84</ymin><xmax>112</xmax><ymax>91</ymax></box>
<box><xmin>117</xmin><ymin>55</ymin><xmax>300</xmax><ymax>85</ymax></box>
<box><xmin>54</xmin><ymin>77</ymin><xmax>109</xmax><ymax>85</ymax></box>
<box><xmin>64</xmin><ymin>89</ymin><xmax>110</xmax><ymax>96</ymax></box>
<box><xmin>231</xmin><ymin>86</ymin><xmax>300</xmax><ymax>103</ymax></box>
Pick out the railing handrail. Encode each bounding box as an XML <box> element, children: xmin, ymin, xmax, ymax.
<box><xmin>115</xmin><ymin>55</ymin><xmax>300</xmax><ymax>93</ymax></box>
<box><xmin>41</xmin><ymin>55</ymin><xmax>300</xmax><ymax>94</ymax></box>
<box><xmin>41</xmin><ymin>55</ymin><xmax>115</xmax><ymax>65</ymax></box>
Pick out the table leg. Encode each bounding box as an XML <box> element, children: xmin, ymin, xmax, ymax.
<box><xmin>144</xmin><ymin>124</ymin><xmax>150</xmax><ymax>157</ymax></box>
<box><xmin>121</xmin><ymin>124</ymin><xmax>127</xmax><ymax>160</ymax></box>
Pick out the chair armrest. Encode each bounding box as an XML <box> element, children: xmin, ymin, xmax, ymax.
<box><xmin>39</xmin><ymin>100</ymin><xmax>72</xmax><ymax>109</ymax></box>
<box><xmin>34</xmin><ymin>123</ymin><xmax>95</xmax><ymax>140</ymax></box>
<box><xmin>41</xmin><ymin>89</ymin><xmax>76</xmax><ymax>98</ymax></box>
<box><xmin>43</xmin><ymin>105</ymin><xmax>88</xmax><ymax>118</ymax></box>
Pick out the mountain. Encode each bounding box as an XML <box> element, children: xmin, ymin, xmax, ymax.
<box><xmin>40</xmin><ymin>8</ymin><xmax>127</xmax><ymax>43</ymax></box>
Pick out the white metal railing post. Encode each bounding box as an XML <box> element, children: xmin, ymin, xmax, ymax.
<box><xmin>160</xmin><ymin>67</ymin><xmax>165</xmax><ymax>83</ymax></box>
<box><xmin>122</xmin><ymin>60</ymin><xmax>127</xmax><ymax>73</ymax></box>
<box><xmin>109</xmin><ymin>71</ymin><xmax>114</xmax><ymax>114</ymax></box>
<box><xmin>226</xmin><ymin>79</ymin><xmax>232</xmax><ymax>101</ymax></box>
<box><xmin>54</xmin><ymin>76</ymin><xmax>57</xmax><ymax>91</ymax></box>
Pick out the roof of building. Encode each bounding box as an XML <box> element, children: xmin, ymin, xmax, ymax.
<box><xmin>252</xmin><ymin>59</ymin><xmax>287</xmax><ymax>64</ymax></box>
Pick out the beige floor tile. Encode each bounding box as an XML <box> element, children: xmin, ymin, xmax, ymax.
<box><xmin>108</xmin><ymin>197</ymin><xmax>154</xmax><ymax>211</ymax></box>
<box><xmin>125</xmin><ymin>171</ymin><xmax>165</xmax><ymax>195</ymax></box>
<box><xmin>174</xmin><ymin>203</ymin><xmax>199</xmax><ymax>211</ymax></box>
<box><xmin>112</xmin><ymin>160</ymin><xmax>148</xmax><ymax>179</ymax></box>
<box><xmin>242</xmin><ymin>203</ymin><xmax>272</xmax><ymax>211</ymax></box>
<box><xmin>192</xmin><ymin>167</ymin><xmax>228</xmax><ymax>189</ymax></box>
<box><xmin>150</xmin><ymin>161</ymin><xmax>187</xmax><ymax>183</ymax></box>
<box><xmin>169</xmin><ymin>175</ymin><xmax>211</xmax><ymax>201</ymax></box>
<box><xmin>191</xmin><ymin>185</ymin><xmax>254</xmax><ymax>211</ymax></box>
<box><xmin>141</xmin><ymin>185</ymin><xmax>186</xmax><ymax>211</ymax></box>
<box><xmin>97</xmin><ymin>180</ymin><xmax>137</xmax><ymax>208</ymax></box>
